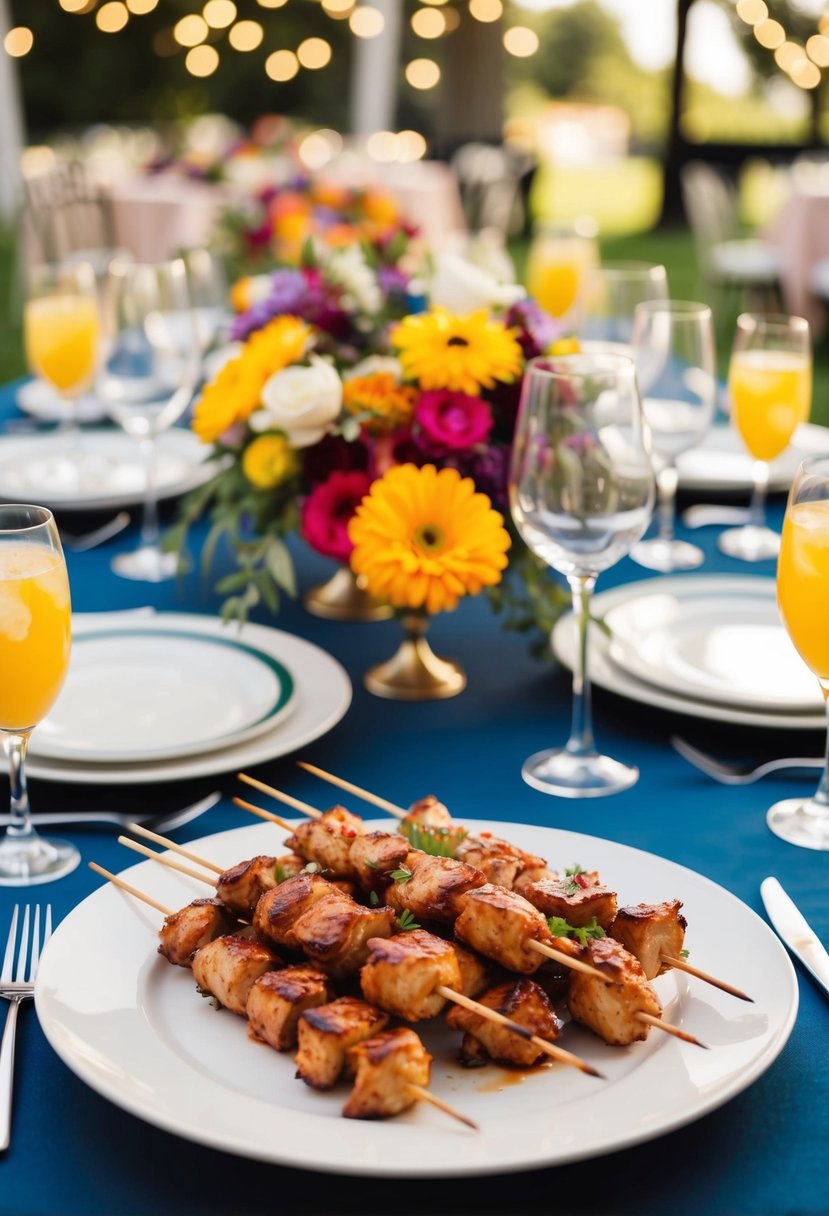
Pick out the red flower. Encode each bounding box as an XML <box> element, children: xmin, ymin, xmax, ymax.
<box><xmin>415</xmin><ymin>390</ymin><xmax>493</xmax><ymax>453</ymax></box>
<box><xmin>301</xmin><ymin>470</ymin><xmax>372</xmax><ymax>563</ymax></box>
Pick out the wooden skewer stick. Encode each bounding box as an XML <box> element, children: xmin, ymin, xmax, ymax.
<box><xmin>660</xmin><ymin>954</ymin><xmax>753</xmax><ymax>1003</ymax></box>
<box><xmin>89</xmin><ymin>861</ymin><xmax>173</xmax><ymax>917</ymax></box>
<box><xmin>528</xmin><ymin>938</ymin><xmax>607</xmax><ymax>980</ymax></box>
<box><xmin>126</xmin><ymin>823</ymin><xmax>224</xmax><ymax>875</ymax></box>
<box><xmin>436</xmin><ymin>986</ymin><xmax>604</xmax><ymax>1079</ymax></box>
<box><xmin>297</xmin><ymin>761</ymin><xmax>408</xmax><ymax>820</ymax></box>
<box><xmin>233</xmin><ymin>796</ymin><xmax>295</xmax><ymax>834</ymax></box>
<box><xmin>635</xmin><ymin>1011</ymin><xmax>708</xmax><ymax>1048</ymax></box>
<box><xmin>407</xmin><ymin>1084</ymin><xmax>479</xmax><ymax>1131</ymax></box>
<box><xmin>238</xmin><ymin>773</ymin><xmax>323</xmax><ymax>820</ymax></box>
<box><xmin>117</xmin><ymin>836</ymin><xmax>215</xmax><ymax>886</ymax></box>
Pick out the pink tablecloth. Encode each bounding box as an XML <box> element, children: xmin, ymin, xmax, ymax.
<box><xmin>765</xmin><ymin>189</ymin><xmax>829</xmax><ymax>331</ymax></box>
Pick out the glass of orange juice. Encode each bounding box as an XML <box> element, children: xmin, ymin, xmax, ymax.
<box><xmin>719</xmin><ymin>313</ymin><xmax>811</xmax><ymax>562</ymax></box>
<box><xmin>525</xmin><ymin>220</ymin><xmax>598</xmax><ymax>329</ymax></box>
<box><xmin>0</xmin><ymin>505</ymin><xmax>77</xmax><ymax>885</ymax></box>
<box><xmin>772</xmin><ymin>456</ymin><xmax>829</xmax><ymax>849</ymax></box>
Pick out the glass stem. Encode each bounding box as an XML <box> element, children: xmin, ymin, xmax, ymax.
<box><xmin>748</xmin><ymin>460</ymin><xmax>770</xmax><ymax>530</ymax></box>
<box><xmin>811</xmin><ymin>699</ymin><xmax>829</xmax><ymax>810</ymax></box>
<box><xmin>139</xmin><ymin>435</ymin><xmax>160</xmax><ymax>550</ymax></box>
<box><xmin>3</xmin><ymin>732</ymin><xmax>33</xmax><ymax>841</ymax></box>
<box><xmin>565</xmin><ymin>573</ymin><xmax>597</xmax><ymax>758</ymax></box>
<box><xmin>656</xmin><ymin>463</ymin><xmax>678</xmax><ymax>546</ymax></box>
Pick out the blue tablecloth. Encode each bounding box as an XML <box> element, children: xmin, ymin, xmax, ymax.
<box><xmin>0</xmin><ymin>381</ymin><xmax>826</xmax><ymax>1216</ymax></box>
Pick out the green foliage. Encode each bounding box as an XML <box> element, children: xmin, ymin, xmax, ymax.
<box><xmin>546</xmin><ymin>915</ymin><xmax>605</xmax><ymax>946</ymax></box>
<box><xmin>399</xmin><ymin>820</ymin><xmax>468</xmax><ymax>858</ymax></box>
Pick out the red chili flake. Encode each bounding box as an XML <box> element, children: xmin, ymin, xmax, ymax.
<box><xmin>480</xmin><ymin>832</ymin><xmax>492</xmax><ymax>839</ymax></box>
<box><xmin>575</xmin><ymin>874</ymin><xmax>590</xmax><ymax>889</ymax></box>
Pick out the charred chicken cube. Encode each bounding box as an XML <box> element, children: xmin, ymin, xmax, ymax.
<box><xmin>454</xmin><ymin>883</ymin><xmax>552</xmax><ymax>974</ymax></box>
<box><xmin>456</xmin><ymin>835</ymin><xmax>526</xmax><ymax>890</ymax></box>
<box><xmin>252</xmin><ymin>872</ymin><xmax>334</xmax><ymax>951</ymax></box>
<box><xmin>611</xmin><ymin>900</ymin><xmax>687</xmax><ymax>980</ymax></box>
<box><xmin>360</xmin><ymin>930</ymin><xmax>462</xmax><ymax>1021</ymax></box>
<box><xmin>295</xmin><ymin>997</ymin><xmax>389</xmax><ymax>1090</ymax></box>
<box><xmin>350</xmin><ymin>831</ymin><xmax>411</xmax><ymax>895</ymax></box>
<box><xmin>402</xmin><ymin>794</ymin><xmax>454</xmax><ymax>833</ymax></box>
<box><xmin>567</xmin><ymin>937</ymin><xmax>662</xmax><ymax>1046</ymax></box>
<box><xmin>513</xmin><ymin>865</ymin><xmax>557</xmax><ymax>900</ymax></box>
<box><xmin>284</xmin><ymin>806</ymin><xmax>364</xmax><ymax>880</ymax></box>
<box><xmin>157</xmin><ymin>898</ymin><xmax>236</xmax><ymax>968</ymax></box>
<box><xmin>452</xmin><ymin>943</ymin><xmax>497</xmax><ymax>999</ymax></box>
<box><xmin>216</xmin><ymin>855</ymin><xmax>281</xmax><ymax>918</ymax></box>
<box><xmin>446</xmin><ymin>978</ymin><xmax>562</xmax><ymax>1068</ymax></box>
<box><xmin>342</xmin><ymin>1028</ymin><xmax>432</xmax><ymax>1121</ymax></box>
<box><xmin>246</xmin><ymin>965</ymin><xmax>333</xmax><ymax>1051</ymax></box>
<box><xmin>191</xmin><ymin>934</ymin><xmax>282</xmax><ymax>1016</ymax></box>
<box><xmin>292</xmin><ymin>892</ymin><xmax>397</xmax><ymax>979</ymax></box>
<box><xmin>274</xmin><ymin>854</ymin><xmax>305</xmax><ymax>883</ymax></box>
<box><xmin>385</xmin><ymin>851</ymin><xmax>486</xmax><ymax>925</ymax></box>
<box><xmin>524</xmin><ymin>876</ymin><xmax>618</xmax><ymax>932</ymax></box>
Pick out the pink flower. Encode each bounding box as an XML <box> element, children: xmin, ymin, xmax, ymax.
<box><xmin>301</xmin><ymin>470</ymin><xmax>372</xmax><ymax>563</ymax></box>
<box><xmin>415</xmin><ymin>390</ymin><xmax>493</xmax><ymax>453</ymax></box>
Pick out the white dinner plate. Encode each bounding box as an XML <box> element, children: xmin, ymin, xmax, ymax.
<box><xmin>16</xmin><ymin>378</ymin><xmax>108</xmax><ymax>424</ymax></box>
<box><xmin>17</xmin><ymin>613</ymin><xmax>351</xmax><ymax>783</ymax></box>
<box><xmin>676</xmin><ymin>421</ymin><xmax>829</xmax><ymax>494</ymax></box>
<box><xmin>0</xmin><ymin>428</ymin><xmax>213</xmax><ymax>511</ymax></box>
<box><xmin>604</xmin><ymin>577</ymin><xmax>822</xmax><ymax>714</ymax></box>
<box><xmin>29</xmin><ymin>627</ymin><xmax>295</xmax><ymax>763</ymax></box>
<box><xmin>35</xmin><ymin>818</ymin><xmax>797</xmax><ymax>1177</ymax></box>
<box><xmin>552</xmin><ymin>575</ymin><xmax>826</xmax><ymax>730</ymax></box>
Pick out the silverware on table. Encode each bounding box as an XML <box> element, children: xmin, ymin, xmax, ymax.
<box><xmin>760</xmin><ymin>877</ymin><xmax>829</xmax><ymax>1004</ymax></box>
<box><xmin>61</xmin><ymin>511</ymin><xmax>131</xmax><ymax>553</ymax></box>
<box><xmin>0</xmin><ymin>905</ymin><xmax>52</xmax><ymax>1151</ymax></box>
<box><xmin>671</xmin><ymin>736</ymin><xmax>823</xmax><ymax>784</ymax></box>
<box><xmin>681</xmin><ymin>505</ymin><xmax>752</xmax><ymax>529</ymax></box>
<box><xmin>0</xmin><ymin>790</ymin><xmax>222</xmax><ymax>832</ymax></box>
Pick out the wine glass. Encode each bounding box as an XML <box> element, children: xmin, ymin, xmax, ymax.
<box><xmin>719</xmin><ymin>313</ymin><xmax>811</xmax><ymax>562</ymax></box>
<box><xmin>771</xmin><ymin>456</ymin><xmax>829</xmax><ymax>849</ymax></box>
<box><xmin>0</xmin><ymin>505</ymin><xmax>78</xmax><ymax>886</ymax></box>
<box><xmin>630</xmin><ymin>300</ymin><xmax>717</xmax><ymax>572</ymax></box>
<box><xmin>580</xmin><ymin>262</ymin><xmax>668</xmax><ymax>352</ymax></box>
<box><xmin>509</xmin><ymin>353</ymin><xmax>655</xmax><ymax>797</ymax></box>
<box><xmin>525</xmin><ymin>220</ymin><xmax>599</xmax><ymax>327</ymax></box>
<box><xmin>182</xmin><ymin>247</ymin><xmax>230</xmax><ymax>356</ymax></box>
<box><xmin>98</xmin><ymin>259</ymin><xmax>201</xmax><ymax>582</ymax></box>
<box><xmin>23</xmin><ymin>260</ymin><xmax>101</xmax><ymax>443</ymax></box>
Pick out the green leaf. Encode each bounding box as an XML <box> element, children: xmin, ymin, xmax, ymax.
<box><xmin>546</xmin><ymin>915</ymin><xmax>605</xmax><ymax>947</ymax></box>
<box><xmin>264</xmin><ymin>537</ymin><xmax>297</xmax><ymax>597</ymax></box>
<box><xmin>396</xmin><ymin>908</ymin><xmax>420</xmax><ymax>932</ymax></box>
<box><xmin>369</xmin><ymin>890</ymin><xmax>380</xmax><ymax>907</ymax></box>
<box><xmin>390</xmin><ymin>866</ymin><xmax>413</xmax><ymax>884</ymax></box>
<box><xmin>399</xmin><ymin>820</ymin><xmax>467</xmax><ymax>858</ymax></box>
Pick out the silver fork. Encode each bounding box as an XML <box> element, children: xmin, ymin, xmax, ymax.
<box><xmin>0</xmin><ymin>904</ymin><xmax>52</xmax><ymax>1151</ymax></box>
<box><xmin>671</xmin><ymin>736</ymin><xmax>824</xmax><ymax>785</ymax></box>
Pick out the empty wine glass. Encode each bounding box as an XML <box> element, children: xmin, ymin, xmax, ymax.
<box><xmin>630</xmin><ymin>300</ymin><xmax>717</xmax><ymax>572</ymax></box>
<box><xmin>98</xmin><ymin>259</ymin><xmax>201</xmax><ymax>582</ymax></box>
<box><xmin>509</xmin><ymin>353</ymin><xmax>655</xmax><ymax>797</ymax></box>
<box><xmin>182</xmin><ymin>247</ymin><xmax>230</xmax><ymax>356</ymax></box>
<box><xmin>580</xmin><ymin>262</ymin><xmax>668</xmax><ymax>352</ymax></box>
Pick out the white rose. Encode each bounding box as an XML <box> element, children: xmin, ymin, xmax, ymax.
<box><xmin>342</xmin><ymin>355</ymin><xmax>403</xmax><ymax>382</ymax></box>
<box><xmin>429</xmin><ymin>251</ymin><xmax>526</xmax><ymax>315</ymax></box>
<box><xmin>252</xmin><ymin>356</ymin><xmax>342</xmax><ymax>448</ymax></box>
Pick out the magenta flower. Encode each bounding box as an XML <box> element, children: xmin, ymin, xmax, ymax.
<box><xmin>301</xmin><ymin>470</ymin><xmax>372</xmax><ymax>563</ymax></box>
<box><xmin>415</xmin><ymin>391</ymin><xmax>493</xmax><ymax>454</ymax></box>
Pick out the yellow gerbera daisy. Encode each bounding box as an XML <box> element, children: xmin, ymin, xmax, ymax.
<box><xmin>244</xmin><ymin>315</ymin><xmax>314</xmax><ymax>377</ymax></box>
<box><xmin>391</xmin><ymin>308</ymin><xmax>523</xmax><ymax>396</ymax></box>
<box><xmin>242</xmin><ymin>434</ymin><xmax>298</xmax><ymax>489</ymax></box>
<box><xmin>342</xmin><ymin>372</ymin><xmax>419</xmax><ymax>434</ymax></box>
<box><xmin>348</xmin><ymin>463</ymin><xmax>511</xmax><ymax>615</ymax></box>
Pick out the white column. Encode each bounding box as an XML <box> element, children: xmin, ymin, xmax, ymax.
<box><xmin>349</xmin><ymin>0</ymin><xmax>403</xmax><ymax>135</ymax></box>
<box><xmin>0</xmin><ymin>0</ymin><xmax>25</xmax><ymax>220</ymax></box>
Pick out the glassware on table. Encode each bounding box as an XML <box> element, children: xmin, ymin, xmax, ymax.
<box><xmin>719</xmin><ymin>313</ymin><xmax>811</xmax><ymax>562</ymax></box>
<box><xmin>99</xmin><ymin>258</ymin><xmax>201</xmax><ymax>582</ymax></box>
<box><xmin>771</xmin><ymin>455</ymin><xmax>829</xmax><ymax>849</ymax></box>
<box><xmin>181</xmin><ymin>248</ymin><xmax>229</xmax><ymax>355</ymax></box>
<box><xmin>0</xmin><ymin>505</ymin><xmax>77</xmax><ymax>886</ymax></box>
<box><xmin>579</xmin><ymin>261</ymin><xmax>668</xmax><ymax>353</ymax></box>
<box><xmin>509</xmin><ymin>353</ymin><xmax>655</xmax><ymax>797</ymax></box>
<box><xmin>630</xmin><ymin>299</ymin><xmax>717</xmax><ymax>572</ymax></box>
<box><xmin>525</xmin><ymin>219</ymin><xmax>598</xmax><ymax>328</ymax></box>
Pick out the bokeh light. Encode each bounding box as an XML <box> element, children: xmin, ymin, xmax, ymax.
<box><xmin>257</xmin><ymin>0</ymin><xmax>288</xmax><ymax>6</ymax></box>
<box><xmin>754</xmin><ymin>19</ymin><xmax>785</xmax><ymax>50</ymax></box>
<box><xmin>775</xmin><ymin>40</ymin><xmax>804</xmax><ymax>70</ymax></box>
<box><xmin>405</xmin><ymin>58</ymin><xmax>440</xmax><ymax>88</ymax></box>
<box><xmin>59</xmin><ymin>0</ymin><xmax>95</xmax><ymax>12</ymax></box>
<box><xmin>503</xmin><ymin>26</ymin><xmax>539</xmax><ymax>56</ymax></box>
<box><xmin>297</xmin><ymin>37</ymin><xmax>332</xmax><ymax>68</ymax></box>
<box><xmin>367</xmin><ymin>131</ymin><xmax>399</xmax><ymax>162</ymax></box>
<box><xmin>322</xmin><ymin>0</ymin><xmax>354</xmax><ymax>16</ymax></box>
<box><xmin>469</xmin><ymin>0</ymin><xmax>502</xmax><ymax>22</ymax></box>
<box><xmin>265</xmin><ymin>49</ymin><xmax>299</xmax><ymax>80</ymax></box>
<box><xmin>736</xmin><ymin>0</ymin><xmax>768</xmax><ymax>24</ymax></box>
<box><xmin>228</xmin><ymin>20</ymin><xmax>264</xmax><ymax>50</ymax></box>
<box><xmin>806</xmin><ymin>34</ymin><xmax>829</xmax><ymax>67</ymax></box>
<box><xmin>4</xmin><ymin>26</ymin><xmax>33</xmax><ymax>56</ymax></box>
<box><xmin>298</xmin><ymin>129</ymin><xmax>343</xmax><ymax>169</ymax></box>
<box><xmin>127</xmin><ymin>0</ymin><xmax>159</xmax><ymax>12</ymax></box>
<box><xmin>203</xmin><ymin>0</ymin><xmax>237</xmax><ymax>27</ymax></box>
<box><xmin>174</xmin><ymin>14</ymin><xmax>209</xmax><ymax>46</ymax></box>
<box><xmin>397</xmin><ymin>129</ymin><xmax>428</xmax><ymax>162</ymax></box>
<box><xmin>185</xmin><ymin>44</ymin><xmax>219</xmax><ymax>75</ymax></box>
<box><xmin>96</xmin><ymin>2</ymin><xmax>129</xmax><ymax>33</ymax></box>
<box><xmin>411</xmin><ymin>7</ymin><xmax>446</xmax><ymax>37</ymax></box>
<box><xmin>349</xmin><ymin>6</ymin><xmax>385</xmax><ymax>37</ymax></box>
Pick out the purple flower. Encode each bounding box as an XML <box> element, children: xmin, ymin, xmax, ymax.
<box><xmin>506</xmin><ymin>300</ymin><xmax>564</xmax><ymax>359</ymax></box>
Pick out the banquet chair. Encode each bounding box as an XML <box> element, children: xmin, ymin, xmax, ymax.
<box><xmin>450</xmin><ymin>142</ymin><xmax>536</xmax><ymax>238</ymax></box>
<box><xmin>22</xmin><ymin>159</ymin><xmax>120</xmax><ymax>276</ymax></box>
<box><xmin>680</xmin><ymin>160</ymin><xmax>782</xmax><ymax>320</ymax></box>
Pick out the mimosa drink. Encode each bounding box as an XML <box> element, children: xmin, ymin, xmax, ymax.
<box><xmin>0</xmin><ymin>544</ymin><xmax>71</xmax><ymax>730</ymax></box>
<box><xmin>729</xmin><ymin>350</ymin><xmax>811</xmax><ymax>461</ymax></box>
<box><xmin>24</xmin><ymin>294</ymin><xmax>100</xmax><ymax>396</ymax></box>
<box><xmin>777</xmin><ymin>498</ymin><xmax>829</xmax><ymax>684</ymax></box>
<box><xmin>527</xmin><ymin>256</ymin><xmax>582</xmax><ymax>319</ymax></box>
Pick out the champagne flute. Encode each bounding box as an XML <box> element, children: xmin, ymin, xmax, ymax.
<box><xmin>525</xmin><ymin>220</ymin><xmax>598</xmax><ymax>327</ymax></box>
<box><xmin>771</xmin><ymin>456</ymin><xmax>829</xmax><ymax>849</ymax></box>
<box><xmin>580</xmin><ymin>262</ymin><xmax>668</xmax><ymax>352</ymax></box>
<box><xmin>0</xmin><ymin>505</ymin><xmax>77</xmax><ymax>885</ymax></box>
<box><xmin>630</xmin><ymin>300</ymin><xmax>717</xmax><ymax>572</ymax></box>
<box><xmin>719</xmin><ymin>313</ymin><xmax>811</xmax><ymax>562</ymax></box>
<box><xmin>98</xmin><ymin>259</ymin><xmax>201</xmax><ymax>582</ymax></box>
<box><xmin>509</xmin><ymin>354</ymin><xmax>655</xmax><ymax>797</ymax></box>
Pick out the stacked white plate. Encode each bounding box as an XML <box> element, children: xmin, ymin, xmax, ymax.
<box><xmin>23</xmin><ymin>612</ymin><xmax>352</xmax><ymax>783</ymax></box>
<box><xmin>552</xmin><ymin>575</ymin><xmax>825</xmax><ymax>730</ymax></box>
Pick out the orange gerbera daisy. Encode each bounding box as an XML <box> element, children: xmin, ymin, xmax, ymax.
<box><xmin>348</xmin><ymin>463</ymin><xmax>511</xmax><ymax>614</ymax></box>
<box><xmin>342</xmin><ymin>372</ymin><xmax>419</xmax><ymax>434</ymax></box>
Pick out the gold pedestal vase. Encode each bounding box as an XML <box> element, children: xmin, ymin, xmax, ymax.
<box><xmin>364</xmin><ymin>612</ymin><xmax>466</xmax><ymax>700</ymax></box>
<box><xmin>303</xmin><ymin>566</ymin><xmax>393</xmax><ymax>621</ymax></box>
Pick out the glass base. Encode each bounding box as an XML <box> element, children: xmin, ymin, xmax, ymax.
<box><xmin>112</xmin><ymin>545</ymin><xmax>179</xmax><ymax>583</ymax></box>
<box><xmin>0</xmin><ymin>833</ymin><xmax>81</xmax><ymax>886</ymax></box>
<box><xmin>521</xmin><ymin>747</ymin><xmax>639</xmax><ymax>798</ymax></box>
<box><xmin>631</xmin><ymin>537</ymin><xmax>705</xmax><ymax>572</ymax></box>
<box><xmin>767</xmin><ymin>797</ymin><xmax>829</xmax><ymax>851</ymax></box>
<box><xmin>717</xmin><ymin>524</ymin><xmax>780</xmax><ymax>562</ymax></box>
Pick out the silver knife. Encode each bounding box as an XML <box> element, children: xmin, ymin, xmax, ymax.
<box><xmin>760</xmin><ymin>876</ymin><xmax>829</xmax><ymax>1002</ymax></box>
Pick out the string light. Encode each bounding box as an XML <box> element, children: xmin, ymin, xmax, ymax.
<box><xmin>203</xmin><ymin>1</ymin><xmax>237</xmax><ymax>28</ymax></box>
<box><xmin>349</xmin><ymin>6</ymin><xmax>385</xmax><ymax>37</ymax></box>
<box><xmin>396</xmin><ymin>130</ymin><xmax>427</xmax><ymax>162</ymax></box>
<box><xmin>297</xmin><ymin>37</ymin><xmax>332</xmax><ymax>68</ymax></box>
<box><xmin>791</xmin><ymin>58</ymin><xmax>821</xmax><ymax>87</ymax></box>
<box><xmin>775</xmin><ymin>40</ymin><xmax>803</xmax><ymax>70</ymax></box>
<box><xmin>469</xmin><ymin>0</ymin><xmax>502</xmax><ymax>23</ymax></box>
<box><xmin>174</xmin><ymin>15</ymin><xmax>209</xmax><ymax>46</ymax></box>
<box><xmin>405</xmin><ymin>57</ymin><xmax>440</xmax><ymax>88</ymax></box>
<box><xmin>228</xmin><ymin>20</ymin><xmax>264</xmax><ymax>50</ymax></box>
<box><xmin>127</xmin><ymin>0</ymin><xmax>158</xmax><ymax>13</ymax></box>
<box><xmin>322</xmin><ymin>0</ymin><xmax>354</xmax><ymax>17</ymax></box>
<box><xmin>265</xmin><ymin>49</ymin><xmax>299</xmax><ymax>80</ymax></box>
<box><xmin>96</xmin><ymin>2</ymin><xmax>129</xmax><ymax>32</ymax></box>
<box><xmin>736</xmin><ymin>0</ymin><xmax>768</xmax><ymax>24</ymax></box>
<box><xmin>411</xmin><ymin>7</ymin><xmax>446</xmax><ymax>38</ymax></box>
<box><xmin>4</xmin><ymin>26</ymin><xmax>33</xmax><ymax>56</ymax></box>
<box><xmin>806</xmin><ymin>33</ymin><xmax>829</xmax><ymax>66</ymax></box>
<box><xmin>367</xmin><ymin>131</ymin><xmax>399</xmax><ymax>162</ymax></box>
<box><xmin>754</xmin><ymin>18</ymin><xmax>785</xmax><ymax>49</ymax></box>
<box><xmin>59</xmin><ymin>0</ymin><xmax>94</xmax><ymax>12</ymax></box>
<box><xmin>257</xmin><ymin>0</ymin><xmax>288</xmax><ymax>6</ymax></box>
<box><xmin>442</xmin><ymin>9</ymin><xmax>460</xmax><ymax>31</ymax></box>
<box><xmin>185</xmin><ymin>44</ymin><xmax>219</xmax><ymax>74</ymax></box>
<box><xmin>503</xmin><ymin>25</ymin><xmax>538</xmax><ymax>56</ymax></box>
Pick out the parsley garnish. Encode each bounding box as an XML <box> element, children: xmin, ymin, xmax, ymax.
<box><xmin>274</xmin><ymin>863</ymin><xmax>287</xmax><ymax>884</ymax></box>
<box><xmin>563</xmin><ymin>864</ymin><xmax>589</xmax><ymax>895</ymax></box>
<box><xmin>390</xmin><ymin>866</ymin><xmax>413</xmax><ymax>884</ymax></box>
<box><xmin>369</xmin><ymin>890</ymin><xmax>380</xmax><ymax>907</ymax></box>
<box><xmin>397</xmin><ymin>908</ymin><xmax>420</xmax><ymax>932</ymax></box>
<box><xmin>399</xmin><ymin>820</ymin><xmax>468</xmax><ymax>858</ymax></box>
<box><xmin>547</xmin><ymin>915</ymin><xmax>605</xmax><ymax>946</ymax></box>
<box><xmin>565</xmin><ymin>863</ymin><xmax>587</xmax><ymax>877</ymax></box>
<box><xmin>680</xmin><ymin>948</ymin><xmax>690</xmax><ymax>959</ymax></box>
<box><xmin>365</xmin><ymin>858</ymin><xmax>379</xmax><ymax>871</ymax></box>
